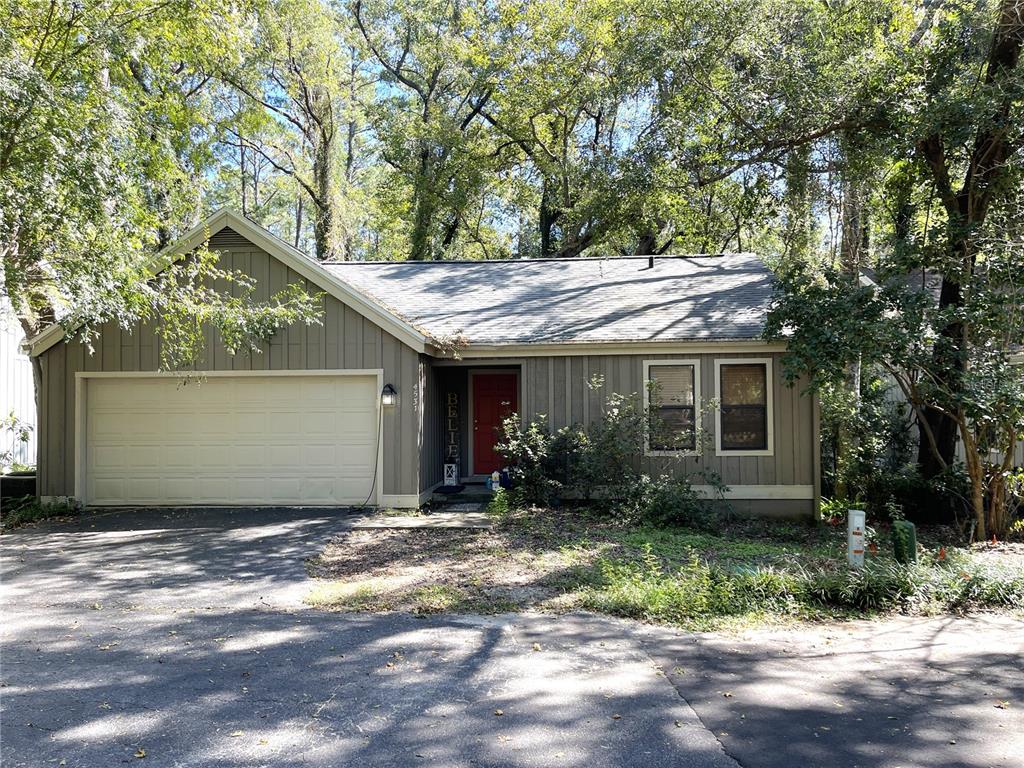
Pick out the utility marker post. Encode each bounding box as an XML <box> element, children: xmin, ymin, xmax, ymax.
<box><xmin>847</xmin><ymin>509</ymin><xmax>866</xmax><ymax>568</ymax></box>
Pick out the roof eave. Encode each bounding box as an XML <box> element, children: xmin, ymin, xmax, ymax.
<box><xmin>447</xmin><ymin>338</ymin><xmax>785</xmax><ymax>359</ymax></box>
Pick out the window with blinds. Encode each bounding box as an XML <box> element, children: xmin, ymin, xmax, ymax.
<box><xmin>647</xmin><ymin>364</ymin><xmax>696</xmax><ymax>451</ymax></box>
<box><xmin>719</xmin><ymin>363</ymin><xmax>768</xmax><ymax>450</ymax></box>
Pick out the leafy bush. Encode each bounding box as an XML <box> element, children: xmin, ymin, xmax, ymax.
<box><xmin>0</xmin><ymin>495</ymin><xmax>78</xmax><ymax>532</ymax></box>
<box><xmin>487</xmin><ymin>487</ymin><xmax>512</xmax><ymax>518</ymax></box>
<box><xmin>621</xmin><ymin>473</ymin><xmax>726</xmax><ymax>530</ymax></box>
<box><xmin>586</xmin><ymin>548</ymin><xmax>801</xmax><ymax>623</ymax></box>
<box><xmin>494</xmin><ymin>418</ymin><xmax>565</xmax><ymax>506</ymax></box>
<box><xmin>496</xmin><ymin>387</ymin><xmax>725</xmax><ymax>527</ymax></box>
<box><xmin>1</xmin><ymin>410</ymin><xmax>33</xmax><ymax>472</ymax></box>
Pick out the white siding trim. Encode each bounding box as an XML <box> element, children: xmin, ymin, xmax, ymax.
<box><xmin>381</xmin><ymin>493</ymin><xmax>426</xmax><ymax>508</ymax></box>
<box><xmin>714</xmin><ymin>357</ymin><xmax>775</xmax><ymax>457</ymax></box>
<box><xmin>694</xmin><ymin>484</ymin><xmax>814</xmax><ymax>500</ymax></box>
<box><xmin>642</xmin><ymin>358</ymin><xmax>701</xmax><ymax>457</ymax></box>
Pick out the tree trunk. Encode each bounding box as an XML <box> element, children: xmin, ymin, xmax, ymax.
<box><xmin>961</xmin><ymin>427</ymin><xmax>987</xmax><ymax>541</ymax></box>
<box><xmin>408</xmin><ymin>142</ymin><xmax>436</xmax><ymax>261</ymax></box>
<box><xmin>238</xmin><ymin>96</ymin><xmax>248</xmax><ymax>217</ymax></box>
<box><xmin>915</xmin><ymin>0</ymin><xmax>1022</xmax><ymax>478</ymax></box>
<box><xmin>917</xmin><ymin>262</ymin><xmax>964</xmax><ymax>478</ymax></box>
<box><xmin>311</xmin><ymin>132</ymin><xmax>338</xmax><ymax>261</ymax></box>
<box><xmin>835</xmin><ymin>171</ymin><xmax>866</xmax><ymax>499</ymax></box>
<box><xmin>539</xmin><ymin>178</ymin><xmax>559</xmax><ymax>258</ymax></box>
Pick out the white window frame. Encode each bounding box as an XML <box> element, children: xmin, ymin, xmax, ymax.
<box><xmin>714</xmin><ymin>357</ymin><xmax>774</xmax><ymax>457</ymax></box>
<box><xmin>643</xmin><ymin>359</ymin><xmax>701</xmax><ymax>456</ymax></box>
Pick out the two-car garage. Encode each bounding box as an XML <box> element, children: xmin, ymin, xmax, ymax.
<box><xmin>79</xmin><ymin>372</ymin><xmax>381</xmax><ymax>507</ymax></box>
<box><xmin>29</xmin><ymin>211</ymin><xmax>429</xmax><ymax>509</ymax></box>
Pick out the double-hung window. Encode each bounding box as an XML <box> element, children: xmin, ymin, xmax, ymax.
<box><xmin>644</xmin><ymin>361</ymin><xmax>699</xmax><ymax>453</ymax></box>
<box><xmin>715</xmin><ymin>359</ymin><xmax>773</xmax><ymax>455</ymax></box>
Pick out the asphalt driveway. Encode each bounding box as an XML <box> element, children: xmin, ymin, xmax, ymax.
<box><xmin>1</xmin><ymin>507</ymin><xmax>1021</xmax><ymax>768</ymax></box>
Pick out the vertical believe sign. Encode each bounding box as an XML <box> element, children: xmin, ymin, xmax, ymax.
<box><xmin>444</xmin><ymin>391</ymin><xmax>460</xmax><ymax>485</ymax></box>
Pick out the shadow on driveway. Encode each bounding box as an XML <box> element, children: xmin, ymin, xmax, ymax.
<box><xmin>1</xmin><ymin>506</ymin><xmax>363</xmax><ymax>610</ymax></box>
<box><xmin>633</xmin><ymin>614</ymin><xmax>1024</xmax><ymax>768</ymax></box>
<box><xmin>1</xmin><ymin>606</ymin><xmax>732</xmax><ymax>768</ymax></box>
<box><xmin>2</xmin><ymin>507</ymin><xmax>1021</xmax><ymax>768</ymax></box>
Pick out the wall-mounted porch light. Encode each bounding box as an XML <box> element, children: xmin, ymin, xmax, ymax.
<box><xmin>381</xmin><ymin>383</ymin><xmax>397</xmax><ymax>407</ymax></box>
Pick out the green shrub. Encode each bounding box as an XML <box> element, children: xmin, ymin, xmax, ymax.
<box><xmin>500</xmin><ymin>421</ymin><xmax>570</xmax><ymax>506</ymax></box>
<box><xmin>582</xmin><ymin>545</ymin><xmax>1024</xmax><ymax>626</ymax></box>
<box><xmin>621</xmin><ymin>473</ymin><xmax>725</xmax><ymax>530</ymax></box>
<box><xmin>496</xmin><ymin>386</ymin><xmax>724</xmax><ymax>526</ymax></box>
<box><xmin>487</xmin><ymin>488</ymin><xmax>512</xmax><ymax>517</ymax></box>
<box><xmin>585</xmin><ymin>549</ymin><xmax>801</xmax><ymax>623</ymax></box>
<box><xmin>0</xmin><ymin>495</ymin><xmax>78</xmax><ymax>532</ymax></box>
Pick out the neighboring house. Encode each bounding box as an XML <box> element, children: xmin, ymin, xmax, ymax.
<box><xmin>869</xmin><ymin>270</ymin><xmax>1024</xmax><ymax>471</ymax></box>
<box><xmin>24</xmin><ymin>209</ymin><xmax>820</xmax><ymax>517</ymax></box>
<box><xmin>1</xmin><ymin>296</ymin><xmax>37</xmax><ymax>469</ymax></box>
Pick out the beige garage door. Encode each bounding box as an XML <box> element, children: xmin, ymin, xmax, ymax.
<box><xmin>84</xmin><ymin>374</ymin><xmax>378</xmax><ymax>506</ymax></box>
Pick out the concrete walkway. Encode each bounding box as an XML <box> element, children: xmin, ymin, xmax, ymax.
<box><xmin>352</xmin><ymin>511</ymin><xmax>494</xmax><ymax>529</ymax></box>
<box><xmin>1</xmin><ymin>507</ymin><xmax>1021</xmax><ymax>768</ymax></box>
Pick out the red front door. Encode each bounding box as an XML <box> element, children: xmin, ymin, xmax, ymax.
<box><xmin>472</xmin><ymin>372</ymin><xmax>518</xmax><ymax>475</ymax></box>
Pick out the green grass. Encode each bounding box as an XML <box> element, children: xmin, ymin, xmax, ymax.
<box><xmin>579</xmin><ymin>543</ymin><xmax>1024</xmax><ymax>629</ymax></box>
<box><xmin>307</xmin><ymin>505</ymin><xmax>1022</xmax><ymax>629</ymax></box>
<box><xmin>0</xmin><ymin>495</ymin><xmax>79</xmax><ymax>533</ymax></box>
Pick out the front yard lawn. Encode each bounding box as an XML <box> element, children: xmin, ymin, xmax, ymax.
<box><xmin>306</xmin><ymin>505</ymin><xmax>1024</xmax><ymax>630</ymax></box>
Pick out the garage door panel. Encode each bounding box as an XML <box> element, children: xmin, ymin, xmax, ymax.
<box><xmin>266</xmin><ymin>412</ymin><xmax>301</xmax><ymax>434</ymax></box>
<box><xmin>91</xmin><ymin>445</ymin><xmax>125</xmax><ymax>471</ymax></box>
<box><xmin>337</xmin><ymin>445</ymin><xmax>375</xmax><ymax>466</ymax></box>
<box><xmin>266</xmin><ymin>444</ymin><xmax>300</xmax><ymax>465</ymax></box>
<box><xmin>301</xmin><ymin>443</ymin><xmax>338</xmax><ymax>467</ymax></box>
<box><xmin>301</xmin><ymin>411</ymin><xmax>341</xmax><ymax>435</ymax></box>
<box><xmin>300</xmin><ymin>478</ymin><xmax>335</xmax><ymax>502</ymax></box>
<box><xmin>164</xmin><ymin>444</ymin><xmax>199</xmax><ymax>469</ymax></box>
<box><xmin>126</xmin><ymin>478</ymin><xmax>162</xmax><ymax>502</ymax></box>
<box><xmin>234</xmin><ymin>477</ymin><xmax>268</xmax><ymax>503</ymax></box>
<box><xmin>266</xmin><ymin>477</ymin><xmax>302</xmax><ymax>501</ymax></box>
<box><xmin>301</xmin><ymin>378</ymin><xmax>341</xmax><ymax>401</ymax></box>
<box><xmin>196</xmin><ymin>444</ymin><xmax>233</xmax><ymax>468</ymax></box>
<box><xmin>85</xmin><ymin>374</ymin><xmax>378</xmax><ymax>506</ymax></box>
<box><xmin>92</xmin><ymin>478</ymin><xmax>125</xmax><ymax>500</ymax></box>
<box><xmin>235</xmin><ymin>412</ymin><xmax>268</xmax><ymax>435</ymax></box>
<box><xmin>90</xmin><ymin>412</ymin><xmax>128</xmax><ymax>440</ymax></box>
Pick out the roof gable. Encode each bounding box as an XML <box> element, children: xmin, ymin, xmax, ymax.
<box><xmin>25</xmin><ymin>209</ymin><xmax>429</xmax><ymax>357</ymax></box>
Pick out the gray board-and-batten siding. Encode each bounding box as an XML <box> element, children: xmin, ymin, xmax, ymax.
<box><xmin>36</xmin><ymin>225</ymin><xmax>818</xmax><ymax>516</ymax></box>
<box><xmin>36</xmin><ymin>228</ymin><xmax>423</xmax><ymax>501</ymax></box>
<box><xmin>424</xmin><ymin>354</ymin><xmax>819</xmax><ymax>517</ymax></box>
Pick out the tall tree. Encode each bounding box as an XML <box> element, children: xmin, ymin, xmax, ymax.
<box><xmin>353</xmin><ymin>0</ymin><xmax>504</xmax><ymax>260</ymax></box>
<box><xmin>905</xmin><ymin>0</ymin><xmax>1024</xmax><ymax>477</ymax></box>
<box><xmin>221</xmin><ymin>0</ymin><xmax>364</xmax><ymax>261</ymax></box>
<box><xmin>0</xmin><ymin>0</ymin><xmax>321</xmax><ymax>372</ymax></box>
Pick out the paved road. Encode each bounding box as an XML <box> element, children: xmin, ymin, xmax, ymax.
<box><xmin>1</xmin><ymin>508</ymin><xmax>1021</xmax><ymax>767</ymax></box>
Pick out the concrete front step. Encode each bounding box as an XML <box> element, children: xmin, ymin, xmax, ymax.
<box><xmin>351</xmin><ymin>512</ymin><xmax>493</xmax><ymax>529</ymax></box>
<box><xmin>431</xmin><ymin>491</ymin><xmax>494</xmax><ymax>504</ymax></box>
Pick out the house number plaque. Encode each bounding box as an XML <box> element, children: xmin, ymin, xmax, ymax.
<box><xmin>444</xmin><ymin>391</ymin><xmax>460</xmax><ymax>485</ymax></box>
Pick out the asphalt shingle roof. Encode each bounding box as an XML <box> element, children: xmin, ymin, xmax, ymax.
<box><xmin>322</xmin><ymin>253</ymin><xmax>773</xmax><ymax>346</ymax></box>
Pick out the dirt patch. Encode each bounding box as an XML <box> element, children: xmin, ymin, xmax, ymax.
<box><xmin>971</xmin><ymin>540</ymin><xmax>1024</xmax><ymax>570</ymax></box>
<box><xmin>305</xmin><ymin>509</ymin><xmax>1024</xmax><ymax>621</ymax></box>
<box><xmin>306</xmin><ymin>511</ymin><xmax>615</xmax><ymax>613</ymax></box>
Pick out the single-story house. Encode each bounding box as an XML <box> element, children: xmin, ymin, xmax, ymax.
<box><xmin>25</xmin><ymin>209</ymin><xmax>820</xmax><ymax>517</ymax></box>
